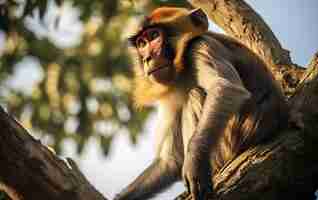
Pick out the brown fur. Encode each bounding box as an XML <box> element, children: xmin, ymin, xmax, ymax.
<box><xmin>184</xmin><ymin>32</ymin><xmax>288</xmax><ymax>171</ymax></box>
<box><xmin>133</xmin><ymin>76</ymin><xmax>171</xmax><ymax>108</ymax></box>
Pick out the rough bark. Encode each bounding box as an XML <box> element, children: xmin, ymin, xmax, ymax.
<box><xmin>0</xmin><ymin>106</ymin><xmax>108</xmax><ymax>200</ymax></box>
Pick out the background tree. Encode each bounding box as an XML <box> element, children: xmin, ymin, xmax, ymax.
<box><xmin>0</xmin><ymin>0</ymin><xmax>186</xmax><ymax>155</ymax></box>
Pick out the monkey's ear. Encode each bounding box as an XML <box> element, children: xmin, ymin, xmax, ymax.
<box><xmin>189</xmin><ymin>8</ymin><xmax>208</xmax><ymax>28</ymax></box>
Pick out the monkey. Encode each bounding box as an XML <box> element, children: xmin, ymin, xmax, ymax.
<box><xmin>114</xmin><ymin>7</ymin><xmax>288</xmax><ymax>200</ymax></box>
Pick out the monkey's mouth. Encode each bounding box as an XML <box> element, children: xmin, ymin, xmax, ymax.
<box><xmin>147</xmin><ymin>65</ymin><xmax>169</xmax><ymax>75</ymax></box>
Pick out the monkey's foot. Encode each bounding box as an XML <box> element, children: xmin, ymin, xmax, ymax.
<box><xmin>174</xmin><ymin>191</ymin><xmax>191</xmax><ymax>200</ymax></box>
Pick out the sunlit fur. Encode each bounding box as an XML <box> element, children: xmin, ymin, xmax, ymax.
<box><xmin>133</xmin><ymin>76</ymin><xmax>172</xmax><ymax>108</ymax></box>
<box><xmin>128</xmin><ymin>44</ymin><xmax>172</xmax><ymax>108</ymax></box>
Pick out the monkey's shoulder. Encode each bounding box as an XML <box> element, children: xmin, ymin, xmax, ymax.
<box><xmin>184</xmin><ymin>32</ymin><xmax>283</xmax><ymax>101</ymax></box>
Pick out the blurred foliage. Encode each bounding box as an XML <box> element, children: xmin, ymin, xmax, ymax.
<box><xmin>0</xmin><ymin>190</ymin><xmax>11</xmax><ymax>200</ymax></box>
<box><xmin>0</xmin><ymin>0</ymin><xmax>188</xmax><ymax>155</ymax></box>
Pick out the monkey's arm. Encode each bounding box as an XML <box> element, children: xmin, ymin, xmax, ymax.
<box><xmin>186</xmin><ymin>39</ymin><xmax>251</xmax><ymax>159</ymax></box>
<box><xmin>183</xmin><ymin>52</ymin><xmax>251</xmax><ymax>199</ymax></box>
<box><xmin>114</xmin><ymin>157</ymin><xmax>180</xmax><ymax>200</ymax></box>
<box><xmin>194</xmin><ymin>63</ymin><xmax>251</xmax><ymax>145</ymax></box>
<box><xmin>115</xmin><ymin>112</ymin><xmax>183</xmax><ymax>200</ymax></box>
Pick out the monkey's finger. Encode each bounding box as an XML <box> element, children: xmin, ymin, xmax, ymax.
<box><xmin>183</xmin><ymin>175</ymin><xmax>191</xmax><ymax>193</ymax></box>
<box><xmin>189</xmin><ymin>180</ymin><xmax>199</xmax><ymax>200</ymax></box>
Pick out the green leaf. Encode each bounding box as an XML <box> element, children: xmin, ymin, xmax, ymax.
<box><xmin>0</xmin><ymin>190</ymin><xmax>11</xmax><ymax>200</ymax></box>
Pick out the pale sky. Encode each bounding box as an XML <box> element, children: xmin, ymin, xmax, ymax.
<box><xmin>246</xmin><ymin>0</ymin><xmax>318</xmax><ymax>66</ymax></box>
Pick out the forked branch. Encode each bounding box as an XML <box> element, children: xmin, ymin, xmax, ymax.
<box><xmin>0</xmin><ymin>107</ymin><xmax>108</xmax><ymax>200</ymax></box>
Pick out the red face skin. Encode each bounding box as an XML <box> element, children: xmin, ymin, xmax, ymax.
<box><xmin>136</xmin><ymin>28</ymin><xmax>175</xmax><ymax>84</ymax></box>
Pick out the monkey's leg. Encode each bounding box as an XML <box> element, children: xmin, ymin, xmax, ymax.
<box><xmin>114</xmin><ymin>158</ymin><xmax>181</xmax><ymax>200</ymax></box>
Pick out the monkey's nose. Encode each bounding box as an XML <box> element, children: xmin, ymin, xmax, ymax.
<box><xmin>143</xmin><ymin>56</ymin><xmax>152</xmax><ymax>64</ymax></box>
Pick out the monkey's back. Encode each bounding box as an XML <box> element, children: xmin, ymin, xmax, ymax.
<box><xmin>203</xmin><ymin>32</ymin><xmax>284</xmax><ymax>103</ymax></box>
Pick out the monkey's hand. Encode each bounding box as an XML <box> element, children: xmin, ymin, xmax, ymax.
<box><xmin>113</xmin><ymin>192</ymin><xmax>127</xmax><ymax>200</ymax></box>
<box><xmin>182</xmin><ymin>149</ymin><xmax>213</xmax><ymax>200</ymax></box>
<box><xmin>113</xmin><ymin>189</ymin><xmax>129</xmax><ymax>200</ymax></box>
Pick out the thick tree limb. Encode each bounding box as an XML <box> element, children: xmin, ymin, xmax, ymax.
<box><xmin>211</xmin><ymin>132</ymin><xmax>316</xmax><ymax>200</ymax></box>
<box><xmin>289</xmin><ymin>52</ymin><xmax>318</xmax><ymax>141</ymax></box>
<box><xmin>188</xmin><ymin>0</ymin><xmax>305</xmax><ymax>96</ymax></box>
<box><xmin>0</xmin><ymin>107</ymin><xmax>108</xmax><ymax>200</ymax></box>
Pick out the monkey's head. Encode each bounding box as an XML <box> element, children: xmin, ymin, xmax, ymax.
<box><xmin>128</xmin><ymin>7</ymin><xmax>208</xmax><ymax>107</ymax></box>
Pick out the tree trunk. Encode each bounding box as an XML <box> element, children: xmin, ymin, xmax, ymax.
<box><xmin>0</xmin><ymin>0</ymin><xmax>317</xmax><ymax>200</ymax></box>
<box><xmin>0</xmin><ymin>107</ymin><xmax>108</xmax><ymax>200</ymax></box>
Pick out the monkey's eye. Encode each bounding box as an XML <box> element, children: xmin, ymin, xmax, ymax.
<box><xmin>148</xmin><ymin>30</ymin><xmax>160</xmax><ymax>41</ymax></box>
<box><xmin>136</xmin><ymin>38</ymin><xmax>147</xmax><ymax>48</ymax></box>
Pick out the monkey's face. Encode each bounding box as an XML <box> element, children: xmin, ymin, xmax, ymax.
<box><xmin>135</xmin><ymin>27</ymin><xmax>176</xmax><ymax>85</ymax></box>
<box><xmin>129</xmin><ymin>7</ymin><xmax>209</xmax><ymax>86</ymax></box>
<box><xmin>127</xmin><ymin>7</ymin><xmax>209</xmax><ymax>107</ymax></box>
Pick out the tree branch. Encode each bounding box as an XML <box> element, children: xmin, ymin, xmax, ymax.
<box><xmin>289</xmin><ymin>52</ymin><xmax>318</xmax><ymax>140</ymax></box>
<box><xmin>0</xmin><ymin>107</ymin><xmax>108</xmax><ymax>200</ymax></box>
